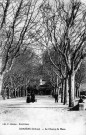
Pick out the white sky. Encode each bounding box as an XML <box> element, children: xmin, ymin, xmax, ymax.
<box><xmin>81</xmin><ymin>0</ymin><xmax>86</xmax><ymax>4</ymax></box>
<box><xmin>64</xmin><ymin>0</ymin><xmax>86</xmax><ymax>4</ymax></box>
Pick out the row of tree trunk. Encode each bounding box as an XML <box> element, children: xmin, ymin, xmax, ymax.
<box><xmin>2</xmin><ymin>86</ymin><xmax>27</xmax><ymax>100</ymax></box>
<box><xmin>54</xmin><ymin>75</ymin><xmax>80</xmax><ymax>107</ymax></box>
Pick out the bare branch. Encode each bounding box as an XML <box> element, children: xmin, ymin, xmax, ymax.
<box><xmin>0</xmin><ymin>0</ymin><xmax>10</xmax><ymax>29</ymax></box>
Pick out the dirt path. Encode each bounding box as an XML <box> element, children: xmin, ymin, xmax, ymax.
<box><xmin>0</xmin><ymin>96</ymin><xmax>86</xmax><ymax>135</ymax></box>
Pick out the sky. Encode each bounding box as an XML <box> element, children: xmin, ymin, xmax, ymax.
<box><xmin>81</xmin><ymin>0</ymin><xmax>86</xmax><ymax>3</ymax></box>
<box><xmin>63</xmin><ymin>0</ymin><xmax>86</xmax><ymax>4</ymax></box>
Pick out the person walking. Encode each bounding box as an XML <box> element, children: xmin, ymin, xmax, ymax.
<box><xmin>26</xmin><ymin>85</ymin><xmax>31</xmax><ymax>103</ymax></box>
<box><xmin>54</xmin><ymin>92</ymin><xmax>58</xmax><ymax>103</ymax></box>
<box><xmin>26</xmin><ymin>93</ymin><xmax>31</xmax><ymax>103</ymax></box>
<box><xmin>31</xmin><ymin>91</ymin><xmax>35</xmax><ymax>103</ymax></box>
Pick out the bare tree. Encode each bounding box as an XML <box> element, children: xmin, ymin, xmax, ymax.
<box><xmin>2</xmin><ymin>49</ymin><xmax>41</xmax><ymax>98</ymax></box>
<box><xmin>0</xmin><ymin>0</ymin><xmax>42</xmax><ymax>93</ymax></box>
<box><xmin>0</xmin><ymin>0</ymin><xmax>10</xmax><ymax>29</ymax></box>
<box><xmin>1</xmin><ymin>0</ymin><xmax>42</xmax><ymax>73</ymax></box>
<box><xmin>40</xmin><ymin>0</ymin><xmax>86</xmax><ymax>107</ymax></box>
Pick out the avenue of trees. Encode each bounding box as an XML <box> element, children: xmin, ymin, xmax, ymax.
<box><xmin>2</xmin><ymin>48</ymin><xmax>41</xmax><ymax>98</ymax></box>
<box><xmin>42</xmin><ymin>48</ymin><xmax>86</xmax><ymax>104</ymax></box>
<box><xmin>0</xmin><ymin>0</ymin><xmax>42</xmax><ymax>75</ymax></box>
<box><xmin>0</xmin><ymin>0</ymin><xmax>86</xmax><ymax>107</ymax></box>
<box><xmin>39</xmin><ymin>0</ymin><xmax>86</xmax><ymax>107</ymax></box>
<box><xmin>0</xmin><ymin>0</ymin><xmax>43</xmax><ymax>97</ymax></box>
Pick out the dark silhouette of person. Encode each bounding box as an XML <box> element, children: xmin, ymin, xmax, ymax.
<box><xmin>26</xmin><ymin>93</ymin><xmax>31</xmax><ymax>103</ymax></box>
<box><xmin>78</xmin><ymin>96</ymin><xmax>83</xmax><ymax>103</ymax></box>
<box><xmin>26</xmin><ymin>85</ymin><xmax>31</xmax><ymax>103</ymax></box>
<box><xmin>54</xmin><ymin>92</ymin><xmax>58</xmax><ymax>103</ymax></box>
<box><xmin>6</xmin><ymin>87</ymin><xmax>9</xmax><ymax>99</ymax></box>
<box><xmin>31</xmin><ymin>91</ymin><xmax>35</xmax><ymax>102</ymax></box>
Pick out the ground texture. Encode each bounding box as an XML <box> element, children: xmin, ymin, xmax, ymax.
<box><xmin>0</xmin><ymin>95</ymin><xmax>86</xmax><ymax>135</ymax></box>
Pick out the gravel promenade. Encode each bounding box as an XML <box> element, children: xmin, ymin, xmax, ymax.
<box><xmin>0</xmin><ymin>95</ymin><xmax>86</xmax><ymax>135</ymax></box>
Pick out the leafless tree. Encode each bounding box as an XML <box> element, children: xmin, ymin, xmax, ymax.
<box><xmin>2</xmin><ymin>49</ymin><xmax>41</xmax><ymax>98</ymax></box>
<box><xmin>0</xmin><ymin>0</ymin><xmax>42</xmax><ymax>94</ymax></box>
<box><xmin>40</xmin><ymin>0</ymin><xmax>86</xmax><ymax>107</ymax></box>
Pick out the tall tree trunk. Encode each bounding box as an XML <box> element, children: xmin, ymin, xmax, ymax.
<box><xmin>0</xmin><ymin>74</ymin><xmax>6</xmax><ymax>99</ymax></box>
<box><xmin>61</xmin><ymin>80</ymin><xmax>64</xmax><ymax>103</ymax></box>
<box><xmin>69</xmin><ymin>73</ymin><xmax>75</xmax><ymax>107</ymax></box>
<box><xmin>25</xmin><ymin>88</ymin><xmax>27</xmax><ymax>96</ymax></box>
<box><xmin>19</xmin><ymin>88</ymin><xmax>21</xmax><ymax>97</ymax></box>
<box><xmin>56</xmin><ymin>87</ymin><xmax>59</xmax><ymax>102</ymax></box>
<box><xmin>78</xmin><ymin>86</ymin><xmax>80</xmax><ymax>97</ymax></box>
<box><xmin>76</xmin><ymin>88</ymin><xmax>78</xmax><ymax>98</ymax></box>
<box><xmin>64</xmin><ymin>78</ymin><xmax>68</xmax><ymax>105</ymax></box>
<box><xmin>56</xmin><ymin>76</ymin><xmax>59</xmax><ymax>102</ymax></box>
<box><xmin>0</xmin><ymin>76</ymin><xmax>2</xmax><ymax>94</ymax></box>
<box><xmin>14</xmin><ymin>88</ymin><xmax>16</xmax><ymax>98</ymax></box>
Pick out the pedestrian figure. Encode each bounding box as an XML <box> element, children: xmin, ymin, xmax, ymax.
<box><xmin>6</xmin><ymin>87</ymin><xmax>9</xmax><ymax>99</ymax></box>
<box><xmin>54</xmin><ymin>92</ymin><xmax>58</xmax><ymax>103</ymax></box>
<box><xmin>78</xmin><ymin>96</ymin><xmax>83</xmax><ymax>103</ymax></box>
<box><xmin>31</xmin><ymin>91</ymin><xmax>35</xmax><ymax>102</ymax></box>
<box><xmin>26</xmin><ymin>85</ymin><xmax>31</xmax><ymax>103</ymax></box>
<box><xmin>26</xmin><ymin>93</ymin><xmax>31</xmax><ymax>103</ymax></box>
